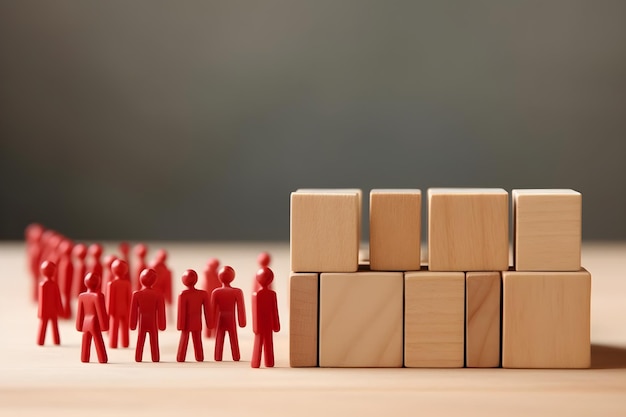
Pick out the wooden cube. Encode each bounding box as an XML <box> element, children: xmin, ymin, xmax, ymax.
<box><xmin>513</xmin><ymin>189</ymin><xmax>582</xmax><ymax>271</ymax></box>
<box><xmin>289</xmin><ymin>273</ymin><xmax>319</xmax><ymax>367</ymax></box>
<box><xmin>502</xmin><ymin>269</ymin><xmax>591</xmax><ymax>368</ymax></box>
<box><xmin>369</xmin><ymin>189</ymin><xmax>421</xmax><ymax>271</ymax></box>
<box><xmin>319</xmin><ymin>271</ymin><xmax>403</xmax><ymax>367</ymax></box>
<box><xmin>290</xmin><ymin>189</ymin><xmax>361</xmax><ymax>272</ymax></box>
<box><xmin>466</xmin><ymin>272</ymin><xmax>501</xmax><ymax>368</ymax></box>
<box><xmin>404</xmin><ymin>271</ymin><xmax>465</xmax><ymax>367</ymax></box>
<box><xmin>428</xmin><ymin>188</ymin><xmax>509</xmax><ymax>271</ymax></box>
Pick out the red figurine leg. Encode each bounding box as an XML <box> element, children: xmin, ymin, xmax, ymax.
<box><xmin>228</xmin><ymin>328</ymin><xmax>240</xmax><ymax>361</ymax></box>
<box><xmin>37</xmin><ymin>319</ymin><xmax>47</xmax><ymax>345</ymax></box>
<box><xmin>136</xmin><ymin>330</ymin><xmax>146</xmax><ymax>362</ymax></box>
<box><xmin>192</xmin><ymin>330</ymin><xmax>203</xmax><ymax>362</ymax></box>
<box><xmin>149</xmin><ymin>330</ymin><xmax>160</xmax><ymax>362</ymax></box>
<box><xmin>93</xmin><ymin>330</ymin><xmax>108</xmax><ymax>363</ymax></box>
<box><xmin>214</xmin><ymin>327</ymin><xmax>225</xmax><ymax>361</ymax></box>
<box><xmin>251</xmin><ymin>334</ymin><xmax>262</xmax><ymax>368</ymax></box>
<box><xmin>177</xmin><ymin>330</ymin><xmax>190</xmax><ymax>362</ymax></box>
<box><xmin>81</xmin><ymin>332</ymin><xmax>92</xmax><ymax>363</ymax></box>
<box><xmin>51</xmin><ymin>318</ymin><xmax>60</xmax><ymax>345</ymax></box>
<box><xmin>264</xmin><ymin>332</ymin><xmax>275</xmax><ymax>367</ymax></box>
<box><xmin>110</xmin><ymin>318</ymin><xmax>119</xmax><ymax>348</ymax></box>
<box><xmin>121</xmin><ymin>316</ymin><xmax>129</xmax><ymax>348</ymax></box>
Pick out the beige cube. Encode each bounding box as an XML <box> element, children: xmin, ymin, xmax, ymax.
<box><xmin>513</xmin><ymin>189</ymin><xmax>582</xmax><ymax>271</ymax></box>
<box><xmin>428</xmin><ymin>188</ymin><xmax>509</xmax><ymax>271</ymax></box>
<box><xmin>290</xmin><ymin>189</ymin><xmax>361</xmax><ymax>272</ymax></box>
<box><xmin>502</xmin><ymin>269</ymin><xmax>591</xmax><ymax>368</ymax></box>
<box><xmin>404</xmin><ymin>270</ymin><xmax>465</xmax><ymax>367</ymax></box>
<box><xmin>369</xmin><ymin>189</ymin><xmax>421</xmax><ymax>271</ymax></box>
<box><xmin>289</xmin><ymin>273</ymin><xmax>319</xmax><ymax>367</ymax></box>
<box><xmin>319</xmin><ymin>271</ymin><xmax>403</xmax><ymax>367</ymax></box>
<box><xmin>466</xmin><ymin>272</ymin><xmax>501</xmax><ymax>368</ymax></box>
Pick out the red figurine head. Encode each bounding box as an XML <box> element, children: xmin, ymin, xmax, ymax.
<box><xmin>181</xmin><ymin>269</ymin><xmax>198</xmax><ymax>288</ymax></box>
<box><xmin>119</xmin><ymin>241</ymin><xmax>130</xmax><ymax>257</ymax></box>
<box><xmin>135</xmin><ymin>243</ymin><xmax>147</xmax><ymax>257</ymax></box>
<box><xmin>155</xmin><ymin>249</ymin><xmax>167</xmax><ymax>263</ymax></box>
<box><xmin>256</xmin><ymin>267</ymin><xmax>274</xmax><ymax>289</ymax></box>
<box><xmin>73</xmin><ymin>243</ymin><xmax>87</xmax><ymax>260</ymax></box>
<box><xmin>59</xmin><ymin>239</ymin><xmax>73</xmax><ymax>256</ymax></box>
<box><xmin>89</xmin><ymin>243</ymin><xmax>103</xmax><ymax>259</ymax></box>
<box><xmin>140</xmin><ymin>268</ymin><xmax>157</xmax><ymax>289</ymax></box>
<box><xmin>40</xmin><ymin>260</ymin><xmax>56</xmax><ymax>280</ymax></box>
<box><xmin>257</xmin><ymin>252</ymin><xmax>271</xmax><ymax>268</ymax></box>
<box><xmin>207</xmin><ymin>258</ymin><xmax>219</xmax><ymax>271</ymax></box>
<box><xmin>25</xmin><ymin>223</ymin><xmax>44</xmax><ymax>242</ymax></box>
<box><xmin>218</xmin><ymin>266</ymin><xmax>235</xmax><ymax>285</ymax></box>
<box><xmin>105</xmin><ymin>254</ymin><xmax>117</xmax><ymax>268</ymax></box>
<box><xmin>84</xmin><ymin>272</ymin><xmax>101</xmax><ymax>291</ymax></box>
<box><xmin>111</xmin><ymin>259</ymin><xmax>128</xmax><ymax>278</ymax></box>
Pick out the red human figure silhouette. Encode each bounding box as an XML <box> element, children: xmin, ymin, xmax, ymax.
<box><xmin>134</xmin><ymin>244</ymin><xmax>147</xmax><ymax>291</ymax></box>
<box><xmin>25</xmin><ymin>223</ymin><xmax>45</xmax><ymax>302</ymax></box>
<box><xmin>106</xmin><ymin>259</ymin><xmax>132</xmax><ymax>348</ymax></box>
<box><xmin>73</xmin><ymin>244</ymin><xmax>88</xmax><ymax>295</ymax></box>
<box><xmin>89</xmin><ymin>244</ymin><xmax>103</xmax><ymax>284</ymax></box>
<box><xmin>76</xmin><ymin>272</ymin><xmax>109</xmax><ymax>363</ymax></box>
<box><xmin>176</xmin><ymin>270</ymin><xmax>210</xmax><ymax>362</ymax></box>
<box><xmin>119</xmin><ymin>241</ymin><xmax>132</xmax><ymax>283</ymax></box>
<box><xmin>150</xmin><ymin>249</ymin><xmax>173</xmax><ymax>306</ymax></box>
<box><xmin>251</xmin><ymin>267</ymin><xmax>280</xmax><ymax>368</ymax></box>
<box><xmin>210</xmin><ymin>266</ymin><xmax>246</xmax><ymax>361</ymax></box>
<box><xmin>102</xmin><ymin>254</ymin><xmax>116</xmax><ymax>293</ymax></box>
<box><xmin>57</xmin><ymin>240</ymin><xmax>75</xmax><ymax>318</ymax></box>
<box><xmin>203</xmin><ymin>258</ymin><xmax>220</xmax><ymax>337</ymax></box>
<box><xmin>130</xmin><ymin>268</ymin><xmax>166</xmax><ymax>362</ymax></box>
<box><xmin>252</xmin><ymin>252</ymin><xmax>273</xmax><ymax>293</ymax></box>
<box><xmin>37</xmin><ymin>261</ymin><xmax>63</xmax><ymax>345</ymax></box>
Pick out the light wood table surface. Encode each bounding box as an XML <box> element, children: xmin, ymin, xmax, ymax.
<box><xmin>0</xmin><ymin>242</ymin><xmax>625</xmax><ymax>416</ymax></box>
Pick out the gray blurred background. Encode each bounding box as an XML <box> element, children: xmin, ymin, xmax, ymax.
<box><xmin>1</xmin><ymin>1</ymin><xmax>625</xmax><ymax>241</ymax></box>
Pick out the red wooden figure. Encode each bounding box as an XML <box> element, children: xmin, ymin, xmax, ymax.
<box><xmin>102</xmin><ymin>254</ymin><xmax>116</xmax><ymax>293</ymax></box>
<box><xmin>203</xmin><ymin>258</ymin><xmax>220</xmax><ymax>338</ymax></box>
<box><xmin>151</xmin><ymin>249</ymin><xmax>173</xmax><ymax>306</ymax></box>
<box><xmin>76</xmin><ymin>272</ymin><xmax>109</xmax><ymax>363</ymax></box>
<box><xmin>73</xmin><ymin>243</ymin><xmax>88</xmax><ymax>296</ymax></box>
<box><xmin>89</xmin><ymin>244</ymin><xmax>103</xmax><ymax>284</ymax></box>
<box><xmin>176</xmin><ymin>269</ymin><xmax>210</xmax><ymax>362</ymax></box>
<box><xmin>107</xmin><ymin>259</ymin><xmax>132</xmax><ymax>348</ymax></box>
<box><xmin>57</xmin><ymin>239</ymin><xmax>74</xmax><ymax>318</ymax></box>
<box><xmin>251</xmin><ymin>267</ymin><xmax>280</xmax><ymax>368</ymax></box>
<box><xmin>130</xmin><ymin>268</ymin><xmax>166</xmax><ymax>362</ymax></box>
<box><xmin>37</xmin><ymin>261</ymin><xmax>63</xmax><ymax>345</ymax></box>
<box><xmin>25</xmin><ymin>223</ymin><xmax>44</xmax><ymax>302</ymax></box>
<box><xmin>134</xmin><ymin>244</ymin><xmax>147</xmax><ymax>291</ymax></box>
<box><xmin>252</xmin><ymin>252</ymin><xmax>273</xmax><ymax>293</ymax></box>
<box><xmin>210</xmin><ymin>266</ymin><xmax>246</xmax><ymax>361</ymax></box>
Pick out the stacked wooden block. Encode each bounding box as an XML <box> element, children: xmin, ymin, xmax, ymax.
<box><xmin>289</xmin><ymin>188</ymin><xmax>590</xmax><ymax>369</ymax></box>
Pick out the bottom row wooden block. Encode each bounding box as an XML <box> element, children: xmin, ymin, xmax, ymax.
<box><xmin>289</xmin><ymin>269</ymin><xmax>590</xmax><ymax>369</ymax></box>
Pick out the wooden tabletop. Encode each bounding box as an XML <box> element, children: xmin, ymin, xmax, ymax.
<box><xmin>0</xmin><ymin>241</ymin><xmax>625</xmax><ymax>416</ymax></box>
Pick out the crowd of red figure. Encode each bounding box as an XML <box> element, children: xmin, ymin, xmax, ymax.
<box><xmin>25</xmin><ymin>223</ymin><xmax>280</xmax><ymax>368</ymax></box>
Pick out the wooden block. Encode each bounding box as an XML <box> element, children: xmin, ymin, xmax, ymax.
<box><xmin>513</xmin><ymin>189</ymin><xmax>582</xmax><ymax>271</ymax></box>
<box><xmin>404</xmin><ymin>270</ymin><xmax>465</xmax><ymax>367</ymax></box>
<box><xmin>290</xmin><ymin>189</ymin><xmax>361</xmax><ymax>272</ymax></box>
<box><xmin>502</xmin><ymin>269</ymin><xmax>591</xmax><ymax>368</ymax></box>
<box><xmin>466</xmin><ymin>272</ymin><xmax>501</xmax><ymax>368</ymax></box>
<box><xmin>319</xmin><ymin>271</ymin><xmax>403</xmax><ymax>367</ymax></box>
<box><xmin>428</xmin><ymin>188</ymin><xmax>509</xmax><ymax>271</ymax></box>
<box><xmin>369</xmin><ymin>189</ymin><xmax>421</xmax><ymax>271</ymax></box>
<box><xmin>289</xmin><ymin>273</ymin><xmax>319</xmax><ymax>367</ymax></box>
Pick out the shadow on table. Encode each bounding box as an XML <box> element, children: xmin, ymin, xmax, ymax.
<box><xmin>591</xmin><ymin>344</ymin><xmax>626</xmax><ymax>369</ymax></box>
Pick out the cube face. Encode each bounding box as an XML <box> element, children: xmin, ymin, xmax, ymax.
<box><xmin>513</xmin><ymin>189</ymin><xmax>582</xmax><ymax>271</ymax></box>
<box><xmin>289</xmin><ymin>273</ymin><xmax>319</xmax><ymax>367</ymax></box>
<box><xmin>404</xmin><ymin>271</ymin><xmax>465</xmax><ymax>368</ymax></box>
<box><xmin>290</xmin><ymin>190</ymin><xmax>361</xmax><ymax>272</ymax></box>
<box><xmin>502</xmin><ymin>270</ymin><xmax>591</xmax><ymax>369</ymax></box>
<box><xmin>319</xmin><ymin>272</ymin><xmax>403</xmax><ymax>367</ymax></box>
<box><xmin>466</xmin><ymin>272</ymin><xmax>501</xmax><ymax>368</ymax></box>
<box><xmin>428</xmin><ymin>188</ymin><xmax>509</xmax><ymax>271</ymax></box>
<box><xmin>369</xmin><ymin>189</ymin><xmax>421</xmax><ymax>271</ymax></box>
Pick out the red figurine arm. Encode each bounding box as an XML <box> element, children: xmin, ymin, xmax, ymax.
<box><xmin>236</xmin><ymin>289</ymin><xmax>246</xmax><ymax>328</ymax></box>
<box><xmin>209</xmin><ymin>291</ymin><xmax>218</xmax><ymax>329</ymax></box>
<box><xmin>97</xmin><ymin>293</ymin><xmax>109</xmax><ymax>331</ymax></box>
<box><xmin>271</xmin><ymin>291</ymin><xmax>280</xmax><ymax>332</ymax></box>
<box><xmin>177</xmin><ymin>293</ymin><xmax>185</xmax><ymax>331</ymax></box>
<box><xmin>129</xmin><ymin>292</ymin><xmax>138</xmax><ymax>330</ymax></box>
<box><xmin>37</xmin><ymin>286</ymin><xmax>43</xmax><ymax>318</ymax></box>
<box><xmin>252</xmin><ymin>292</ymin><xmax>258</xmax><ymax>334</ymax></box>
<box><xmin>106</xmin><ymin>282</ymin><xmax>114</xmax><ymax>316</ymax></box>
<box><xmin>157</xmin><ymin>293</ymin><xmax>166</xmax><ymax>331</ymax></box>
<box><xmin>55</xmin><ymin>284</ymin><xmax>63</xmax><ymax>315</ymax></box>
<box><xmin>75</xmin><ymin>297</ymin><xmax>84</xmax><ymax>331</ymax></box>
<box><xmin>202</xmin><ymin>291</ymin><xmax>211</xmax><ymax>328</ymax></box>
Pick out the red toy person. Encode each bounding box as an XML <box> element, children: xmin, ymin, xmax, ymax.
<box><xmin>210</xmin><ymin>266</ymin><xmax>246</xmax><ymax>361</ymax></box>
<box><xmin>76</xmin><ymin>272</ymin><xmax>109</xmax><ymax>363</ymax></box>
<box><xmin>73</xmin><ymin>243</ymin><xmax>88</xmax><ymax>296</ymax></box>
<box><xmin>106</xmin><ymin>259</ymin><xmax>132</xmax><ymax>348</ymax></box>
<box><xmin>37</xmin><ymin>261</ymin><xmax>63</xmax><ymax>345</ymax></box>
<box><xmin>102</xmin><ymin>254</ymin><xmax>116</xmax><ymax>293</ymax></box>
<box><xmin>57</xmin><ymin>240</ymin><xmax>74</xmax><ymax>318</ymax></box>
<box><xmin>251</xmin><ymin>267</ymin><xmax>280</xmax><ymax>368</ymax></box>
<box><xmin>253</xmin><ymin>252</ymin><xmax>272</xmax><ymax>293</ymax></box>
<box><xmin>176</xmin><ymin>269</ymin><xmax>210</xmax><ymax>362</ymax></box>
<box><xmin>150</xmin><ymin>249</ymin><xmax>173</xmax><ymax>307</ymax></box>
<box><xmin>134</xmin><ymin>243</ymin><xmax>147</xmax><ymax>291</ymax></box>
<box><xmin>89</xmin><ymin>243</ymin><xmax>103</xmax><ymax>283</ymax></box>
<box><xmin>130</xmin><ymin>268</ymin><xmax>166</xmax><ymax>362</ymax></box>
<box><xmin>203</xmin><ymin>258</ymin><xmax>220</xmax><ymax>337</ymax></box>
<box><xmin>25</xmin><ymin>223</ymin><xmax>44</xmax><ymax>301</ymax></box>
